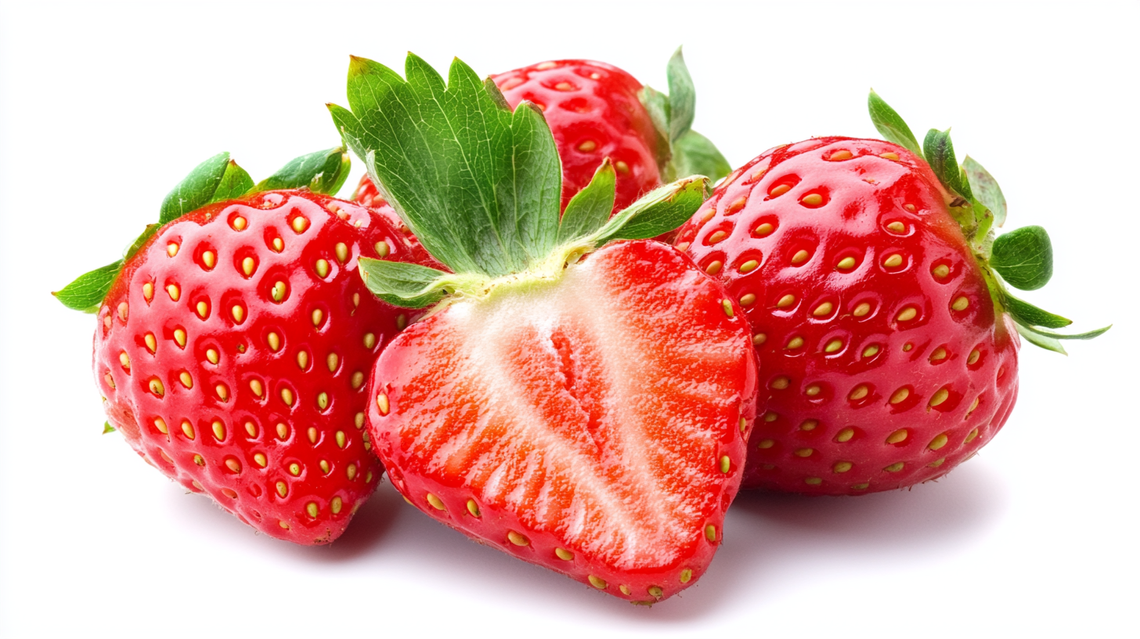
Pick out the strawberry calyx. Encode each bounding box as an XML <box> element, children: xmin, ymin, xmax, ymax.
<box><xmin>52</xmin><ymin>147</ymin><xmax>352</xmax><ymax>313</ymax></box>
<box><xmin>640</xmin><ymin>47</ymin><xmax>732</xmax><ymax>185</ymax></box>
<box><xmin>330</xmin><ymin>54</ymin><xmax>709</xmax><ymax>311</ymax></box>
<box><xmin>869</xmin><ymin>91</ymin><xmax>1110</xmax><ymax>353</ymax></box>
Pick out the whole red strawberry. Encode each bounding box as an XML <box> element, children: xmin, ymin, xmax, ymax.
<box><xmin>332</xmin><ymin>53</ymin><xmax>756</xmax><ymax>602</ymax></box>
<box><xmin>674</xmin><ymin>93</ymin><xmax>1107</xmax><ymax>495</ymax></box>
<box><xmin>55</xmin><ymin>149</ymin><xmax>419</xmax><ymax>543</ymax></box>
<box><xmin>352</xmin><ymin>49</ymin><xmax>729</xmax><ymax>217</ymax></box>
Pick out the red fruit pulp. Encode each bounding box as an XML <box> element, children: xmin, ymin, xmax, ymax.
<box><xmin>367</xmin><ymin>240</ymin><xmax>757</xmax><ymax>601</ymax></box>
<box><xmin>675</xmin><ymin>138</ymin><xmax>1020</xmax><ymax>495</ymax></box>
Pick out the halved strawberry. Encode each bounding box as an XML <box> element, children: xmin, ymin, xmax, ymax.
<box><xmin>331</xmin><ymin>53</ymin><xmax>756</xmax><ymax>601</ymax></box>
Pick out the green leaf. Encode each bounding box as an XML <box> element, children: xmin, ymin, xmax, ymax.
<box><xmin>214</xmin><ymin>160</ymin><xmax>255</xmax><ymax>202</ymax></box>
<box><xmin>590</xmin><ymin>176</ymin><xmax>709</xmax><ymax>244</ymax></box>
<box><xmin>332</xmin><ymin>54</ymin><xmax>562</xmax><ymax>278</ymax></box>
<box><xmin>158</xmin><ymin>152</ymin><xmax>232</xmax><ymax>225</ymax></box>
<box><xmin>867</xmin><ymin>90</ymin><xmax>921</xmax><ymax>157</ymax></box>
<box><xmin>1015</xmin><ymin>324</ymin><xmax>1068</xmax><ymax>354</ymax></box>
<box><xmin>991</xmin><ymin>226</ymin><xmax>1053</xmax><ymax>290</ymax></box>
<box><xmin>103</xmin><ymin>422</ymin><xmax>116</xmax><ymax>434</ymax></box>
<box><xmin>671</xmin><ymin>130</ymin><xmax>732</xmax><ymax>185</ymax></box>
<box><xmin>257</xmin><ymin>147</ymin><xmax>352</xmax><ymax>196</ymax></box>
<box><xmin>922</xmin><ymin>128</ymin><xmax>967</xmax><ymax>199</ymax></box>
<box><xmin>358</xmin><ymin>257</ymin><xmax>451</xmax><ymax>309</ymax></box>
<box><xmin>52</xmin><ymin>261</ymin><xmax>123</xmax><ymax>312</ymax></box>
<box><xmin>666</xmin><ymin>47</ymin><xmax>695</xmax><ymax>143</ymax></box>
<box><xmin>1003</xmin><ymin>292</ymin><xmax>1072</xmax><ymax>329</ymax></box>
<box><xmin>558</xmin><ymin>159</ymin><xmax>616</xmax><ymax>244</ymax></box>
<box><xmin>963</xmin><ymin>156</ymin><xmax>1007</xmax><ymax>228</ymax></box>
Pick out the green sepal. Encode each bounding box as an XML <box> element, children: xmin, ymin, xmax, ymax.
<box><xmin>256</xmin><ymin>147</ymin><xmax>351</xmax><ymax>196</ymax></box>
<box><xmin>159</xmin><ymin>152</ymin><xmax>236</xmax><ymax>225</ymax></box>
<box><xmin>558</xmin><ymin>159</ymin><xmax>616</xmax><ymax>244</ymax></box>
<box><xmin>640</xmin><ymin>86</ymin><xmax>670</xmax><ymax>148</ymax></box>
<box><xmin>52</xmin><ymin>261</ymin><xmax>123</xmax><ymax>312</ymax></box>
<box><xmin>1003</xmin><ymin>292</ymin><xmax>1072</xmax><ymax>329</ymax></box>
<box><xmin>589</xmin><ymin>176</ymin><xmax>709</xmax><ymax>244</ymax></box>
<box><xmin>922</xmin><ymin>128</ymin><xmax>968</xmax><ymax>200</ymax></box>
<box><xmin>991</xmin><ymin>226</ymin><xmax>1053</xmax><ymax>290</ymax></box>
<box><xmin>358</xmin><ymin>257</ymin><xmax>451</xmax><ymax>309</ymax></box>
<box><xmin>1015</xmin><ymin>323</ymin><xmax>1112</xmax><ymax>355</ymax></box>
<box><xmin>666</xmin><ymin>47</ymin><xmax>695</xmax><ymax>143</ymax></box>
<box><xmin>867</xmin><ymin>90</ymin><xmax>922</xmax><ymax>157</ymax></box>
<box><xmin>331</xmin><ymin>54</ymin><xmax>562</xmax><ymax>278</ymax></box>
<box><xmin>963</xmin><ymin>156</ymin><xmax>1007</xmax><ymax>229</ymax></box>
<box><xmin>671</xmin><ymin>130</ymin><xmax>731</xmax><ymax>186</ymax></box>
<box><xmin>103</xmin><ymin>422</ymin><xmax>116</xmax><ymax>434</ymax></box>
<box><xmin>215</xmin><ymin>160</ymin><xmax>255</xmax><ymax>202</ymax></box>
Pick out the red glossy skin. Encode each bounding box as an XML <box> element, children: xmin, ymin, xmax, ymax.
<box><xmin>674</xmin><ymin>138</ymin><xmax>1020</xmax><ymax>495</ymax></box>
<box><xmin>94</xmin><ymin>191</ymin><xmax>420</xmax><ymax>544</ymax></box>
<box><xmin>354</xmin><ymin>59</ymin><xmax>661</xmax><ymax>216</ymax></box>
<box><xmin>366</xmin><ymin>241</ymin><xmax>757</xmax><ymax>602</ymax></box>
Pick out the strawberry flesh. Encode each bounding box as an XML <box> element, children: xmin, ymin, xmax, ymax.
<box><xmin>367</xmin><ymin>240</ymin><xmax>757</xmax><ymax>601</ymax></box>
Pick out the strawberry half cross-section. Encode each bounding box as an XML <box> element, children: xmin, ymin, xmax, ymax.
<box><xmin>330</xmin><ymin>54</ymin><xmax>758</xmax><ymax>603</ymax></box>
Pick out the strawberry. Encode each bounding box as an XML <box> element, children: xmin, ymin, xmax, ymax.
<box><xmin>331</xmin><ymin>53</ymin><xmax>756</xmax><ymax>602</ymax></box>
<box><xmin>352</xmin><ymin>50</ymin><xmax>729</xmax><ymax>217</ymax></box>
<box><xmin>54</xmin><ymin>148</ymin><xmax>418</xmax><ymax>544</ymax></box>
<box><xmin>673</xmin><ymin>93</ymin><xmax>1107</xmax><ymax>495</ymax></box>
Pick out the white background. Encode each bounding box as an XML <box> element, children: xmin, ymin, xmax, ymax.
<box><xmin>1</xmin><ymin>1</ymin><xmax>1137</xmax><ymax>637</ymax></box>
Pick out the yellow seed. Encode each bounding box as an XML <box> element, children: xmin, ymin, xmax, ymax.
<box><xmin>312</xmin><ymin>309</ymin><xmax>324</xmax><ymax>326</ymax></box>
<box><xmin>801</xmin><ymin>193</ymin><xmax>823</xmax><ymax>206</ymax></box>
<box><xmin>577</xmin><ymin>140</ymin><xmax>597</xmax><ymax>152</ymax></box>
<box><xmin>244</xmin><ymin>421</ymin><xmax>257</xmax><ymax>437</ymax></box>
<box><xmin>149</xmin><ymin>378</ymin><xmax>165</xmax><ymax>397</ymax></box>
<box><xmin>278</xmin><ymin>520</ymin><xmax>290</xmax><ymax>530</ymax></box>
<box><xmin>231</xmin><ymin>304</ymin><xmax>245</xmax><ymax>323</ymax></box>
<box><xmin>648</xmin><ymin>586</ymin><xmax>664</xmax><ymax>599</ymax></box>
<box><xmin>236</xmin><ymin>257</ymin><xmax>253</xmax><ymax>278</ymax></box>
<box><xmin>928</xmin><ymin>433</ymin><xmax>949</xmax><ymax>451</ymax></box>
<box><xmin>930</xmin><ymin>347</ymin><xmax>948</xmax><ymax>362</ymax></box>
<box><xmin>800</xmin><ymin>419</ymin><xmax>818</xmax><ymax>431</ymax></box>
<box><xmin>297</xmin><ymin>350</ymin><xmax>309</xmax><ymax>369</ymax></box>
<box><xmin>824</xmin><ymin>339</ymin><xmax>843</xmax><ymax>353</ymax></box>
<box><xmin>705</xmin><ymin>525</ymin><xmax>717</xmax><ymax>542</ymax></box>
<box><xmin>201</xmin><ymin>250</ymin><xmax>216</xmax><ymax>269</ymax></box>
<box><xmin>852</xmin><ymin>482</ymin><xmax>870</xmax><ymax>490</ymax></box>
<box><xmin>771</xmin><ymin>376</ymin><xmax>790</xmax><ymax>390</ymax></box>
<box><xmin>903</xmin><ymin>343</ymin><xmax>914</xmax><ymax>352</ymax></box>
<box><xmin>890</xmin><ymin>388</ymin><xmax>910</xmax><ymax>404</ymax></box>
<box><xmin>167</xmin><ymin>242</ymin><xmax>179</xmax><ymax>257</ymax></box>
<box><xmin>791</xmin><ymin>249</ymin><xmax>809</xmax><ymax>264</ymax></box>
<box><xmin>883</xmin><ymin>254</ymin><xmax>903</xmax><ymax>268</ymax></box>
<box><xmin>276</xmin><ymin>423</ymin><xmax>289</xmax><ymax>439</ymax></box>
<box><xmin>680</xmin><ymin>569</ymin><xmax>692</xmax><ymax>583</ymax></box>
<box><xmin>719</xmin><ymin>455</ymin><xmax>731</xmax><ymax>473</ymax></box>
<box><xmin>271</xmin><ymin>237</ymin><xmax>284</xmax><ymax>252</ymax></box>
<box><xmin>929</xmin><ymin>388</ymin><xmax>950</xmax><ymax>407</ymax></box>
<box><xmin>805</xmin><ymin>384</ymin><xmax>821</xmax><ymax>396</ymax></box>
<box><xmin>271</xmin><ymin>481</ymin><xmax>287</xmax><ymax>498</ymax></box>
<box><xmin>862</xmin><ymin>345</ymin><xmax>880</xmax><ymax>358</ymax></box>
<box><xmin>886</xmin><ymin>429</ymin><xmax>908</xmax><ymax>444</ymax></box>
<box><xmin>965</xmin><ymin>428</ymin><xmax>979</xmax><ymax>443</ymax></box>
<box><xmin>207</xmin><ymin>420</ymin><xmax>223</xmax><ymax>441</ymax></box>
<box><xmin>880</xmin><ymin>151</ymin><xmax>900</xmax><ymax>160</ymax></box>
<box><xmin>267</xmin><ymin>332</ymin><xmax>281</xmax><ymax>351</ymax></box>
<box><xmin>280</xmin><ymin>388</ymin><xmax>294</xmax><ymax>406</ymax></box>
<box><xmin>346</xmin><ymin>463</ymin><xmax>357</xmax><ymax>480</ymax></box>
<box><xmin>804</xmin><ymin>477</ymin><xmax>823</xmax><ymax>485</ymax></box>
<box><xmin>317</xmin><ymin>392</ymin><xmax>329</xmax><ymax>410</ymax></box>
<box><xmin>361</xmin><ymin>332</ymin><xmax>379</xmax><ymax>350</ymax></box>
<box><xmin>967</xmin><ymin>349</ymin><xmax>981</xmax><ymax>365</ymax></box>
<box><xmin>142</xmin><ymin>282</ymin><xmax>154</xmax><ymax>301</ymax></box>
<box><xmin>933</xmin><ymin>264</ymin><xmax>951</xmax><ymax>279</ymax></box>
<box><xmin>928</xmin><ymin>458</ymin><xmax>946</xmax><ymax>468</ymax></box>
<box><xmin>794</xmin><ymin>448</ymin><xmax>813</xmax><ymax>458</ymax></box>
<box><xmin>812</xmin><ymin>302</ymin><xmax>834</xmax><ymax>317</ymax></box>
<box><xmin>829</xmin><ymin>150</ymin><xmax>853</xmax><ymax>161</ymax></box>
<box><xmin>708</xmin><ymin>230</ymin><xmax>727</xmax><ymax>244</ymax></box>
<box><xmin>377</xmin><ymin>393</ymin><xmax>390</xmax><ymax>415</ymax></box>
<box><xmin>777</xmin><ymin>294</ymin><xmax>795</xmax><ymax>308</ymax></box>
<box><xmin>181</xmin><ymin>420</ymin><xmax>195</xmax><ymax>440</ymax></box>
<box><xmin>153</xmin><ymin>417</ymin><xmax>168</xmax><ymax>434</ymax></box>
<box><xmin>396</xmin><ymin>314</ymin><xmax>407</xmax><ymax>330</ymax></box>
<box><xmin>739</xmin><ymin>259</ymin><xmax>759</xmax><ymax>273</ymax></box>
<box><xmin>705</xmin><ymin>260</ymin><xmax>723</xmax><ymax>275</ymax></box>
<box><xmin>215</xmin><ymin>384</ymin><xmax>228</xmax><ymax>401</ymax></box>
<box><xmin>615</xmin><ymin>160</ymin><xmax>629</xmax><ymax>174</ymax></box>
<box><xmin>619</xmin><ymin>585</ymin><xmax>632</xmax><ymax>596</ymax></box>
<box><xmin>884</xmin><ymin>462</ymin><xmax>904</xmax><ymax>473</ymax></box>
<box><xmin>118</xmin><ymin>351</ymin><xmax>130</xmax><ymax>369</ymax></box>
<box><xmin>757</xmin><ymin>439</ymin><xmax>775</xmax><ymax>449</ymax></box>
<box><xmin>291</xmin><ymin>216</ymin><xmax>309</xmax><ymax>233</ymax></box>
<box><xmin>721</xmin><ymin>300</ymin><xmax>734</xmax><ymax>317</ymax></box>
<box><xmin>836</xmin><ymin>428</ymin><xmax>855</xmax><ymax>442</ymax></box>
<box><xmin>833</xmin><ymin>461</ymin><xmax>852</xmax><ymax>473</ymax></box>
<box><xmin>335</xmin><ymin>242</ymin><xmax>349</xmax><ymax>264</ymax></box>
<box><xmin>375</xmin><ymin>241</ymin><xmax>390</xmax><ymax>258</ymax></box>
<box><xmin>754</xmin><ymin>222</ymin><xmax>774</xmax><ymax>236</ymax></box>
<box><xmin>769</xmin><ymin>184</ymin><xmax>791</xmax><ymax>197</ymax></box>
<box><xmin>231</xmin><ymin>216</ymin><xmax>247</xmax><ymax>231</ymax></box>
<box><xmin>196</xmin><ymin>301</ymin><xmax>208</xmax><ymax>318</ymax></box>
<box><xmin>739</xmin><ymin>293</ymin><xmax>756</xmax><ymax>306</ymax></box>
<box><xmin>588</xmin><ymin>575</ymin><xmax>607</xmax><ymax>590</ymax></box>
<box><xmin>849</xmin><ymin>385</ymin><xmax>869</xmax><ymax>400</ymax></box>
<box><xmin>887</xmin><ymin>221</ymin><xmax>906</xmax><ymax>233</ymax></box>
<box><xmin>172</xmin><ymin>328</ymin><xmax>187</xmax><ymax>348</ymax></box>
<box><xmin>837</xmin><ymin>256</ymin><xmax>857</xmax><ymax>270</ymax></box>
<box><xmin>249</xmin><ymin>379</ymin><xmax>263</xmax><ymax>397</ymax></box>
<box><xmin>764</xmin><ymin>412</ymin><xmax>778</xmax><ymax>422</ymax></box>
<box><xmin>554</xmin><ymin>547</ymin><xmax>574</xmax><ymax>561</ymax></box>
<box><xmin>739</xmin><ymin>417</ymin><xmax>748</xmax><ymax>432</ymax></box>
<box><xmin>319</xmin><ymin>459</ymin><xmax>330</xmax><ymax>474</ymax></box>
<box><xmin>752</xmin><ymin>333</ymin><xmax>767</xmax><ymax>345</ymax></box>
<box><xmin>206</xmin><ymin>348</ymin><xmax>219</xmax><ymax>365</ymax></box>
<box><xmin>952</xmin><ymin>296</ymin><xmax>970</xmax><ymax>311</ymax></box>
<box><xmin>286</xmin><ymin>462</ymin><xmax>301</xmax><ymax>476</ymax></box>
<box><xmin>271</xmin><ymin>281</ymin><xmax>287</xmax><ymax>302</ymax></box>
<box><xmin>904</xmin><ymin>203</ymin><xmax>917</xmax><ymax>212</ymax></box>
<box><xmin>224</xmin><ymin>457</ymin><xmax>241</xmax><ymax>474</ymax></box>
<box><xmin>507</xmin><ymin>531</ymin><xmax>529</xmax><ymax>546</ymax></box>
<box><xmin>166</xmin><ymin>284</ymin><xmax>181</xmax><ymax>301</ymax></box>
<box><xmin>193</xmin><ymin>454</ymin><xmax>204</xmax><ymax>466</ymax></box>
<box><xmin>315</xmin><ymin>259</ymin><xmax>330</xmax><ymax>278</ymax></box>
<box><xmin>896</xmin><ymin>306</ymin><xmax>917</xmax><ymax>322</ymax></box>
<box><xmin>351</xmin><ymin>371</ymin><xmax>365</xmax><ymax>390</ymax></box>
<box><xmin>426</xmin><ymin>493</ymin><xmax>445</xmax><ymax>510</ymax></box>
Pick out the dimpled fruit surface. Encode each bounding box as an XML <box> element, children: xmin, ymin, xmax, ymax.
<box><xmin>367</xmin><ymin>240</ymin><xmax>757</xmax><ymax>602</ymax></box>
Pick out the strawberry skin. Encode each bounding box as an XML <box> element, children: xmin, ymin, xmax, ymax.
<box><xmin>94</xmin><ymin>190</ymin><xmax>416</xmax><ymax>543</ymax></box>
<box><xmin>674</xmin><ymin>138</ymin><xmax>1019</xmax><ymax>495</ymax></box>
<box><xmin>366</xmin><ymin>241</ymin><xmax>757</xmax><ymax>602</ymax></box>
